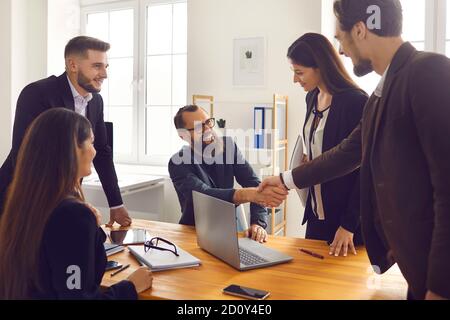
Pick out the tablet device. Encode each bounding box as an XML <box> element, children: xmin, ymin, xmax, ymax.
<box><xmin>108</xmin><ymin>229</ymin><xmax>151</xmax><ymax>245</ymax></box>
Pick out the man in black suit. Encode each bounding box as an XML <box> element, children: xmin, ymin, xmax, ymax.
<box><xmin>260</xmin><ymin>0</ymin><xmax>450</xmax><ymax>300</ymax></box>
<box><xmin>168</xmin><ymin>105</ymin><xmax>288</xmax><ymax>243</ymax></box>
<box><xmin>0</xmin><ymin>36</ymin><xmax>131</xmax><ymax>227</ymax></box>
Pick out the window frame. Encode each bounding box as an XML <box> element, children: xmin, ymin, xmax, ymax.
<box><xmin>81</xmin><ymin>0</ymin><xmax>187</xmax><ymax>166</ymax></box>
<box><xmin>138</xmin><ymin>0</ymin><xmax>188</xmax><ymax>166</ymax></box>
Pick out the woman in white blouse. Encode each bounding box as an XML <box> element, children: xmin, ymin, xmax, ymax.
<box><xmin>285</xmin><ymin>33</ymin><xmax>368</xmax><ymax>257</ymax></box>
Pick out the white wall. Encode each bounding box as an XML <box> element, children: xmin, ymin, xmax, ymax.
<box><xmin>322</xmin><ymin>0</ymin><xmax>336</xmax><ymax>39</ymax></box>
<box><xmin>47</xmin><ymin>0</ymin><xmax>81</xmax><ymax>76</ymax></box>
<box><xmin>188</xmin><ymin>0</ymin><xmax>322</xmax><ymax>237</ymax></box>
<box><xmin>11</xmin><ymin>0</ymin><xmax>48</xmax><ymax>114</ymax></box>
<box><xmin>26</xmin><ymin>0</ymin><xmax>48</xmax><ymax>81</ymax></box>
<box><xmin>0</xmin><ymin>0</ymin><xmax>13</xmax><ymax>161</ymax></box>
<box><xmin>0</xmin><ymin>0</ymin><xmax>48</xmax><ymax>161</ymax></box>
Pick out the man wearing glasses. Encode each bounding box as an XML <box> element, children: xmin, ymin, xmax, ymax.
<box><xmin>169</xmin><ymin>105</ymin><xmax>288</xmax><ymax>243</ymax></box>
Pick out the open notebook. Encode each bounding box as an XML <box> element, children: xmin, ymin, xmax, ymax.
<box><xmin>128</xmin><ymin>243</ymin><xmax>201</xmax><ymax>272</ymax></box>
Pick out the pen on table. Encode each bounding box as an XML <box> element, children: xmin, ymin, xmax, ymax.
<box><xmin>300</xmin><ymin>248</ymin><xmax>324</xmax><ymax>260</ymax></box>
<box><xmin>111</xmin><ymin>264</ymin><xmax>130</xmax><ymax>277</ymax></box>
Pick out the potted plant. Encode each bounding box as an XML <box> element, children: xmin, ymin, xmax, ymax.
<box><xmin>216</xmin><ymin>119</ymin><xmax>226</xmax><ymax>129</ymax></box>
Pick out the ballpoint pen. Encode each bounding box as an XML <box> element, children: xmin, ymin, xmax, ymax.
<box><xmin>111</xmin><ymin>264</ymin><xmax>130</xmax><ymax>277</ymax></box>
<box><xmin>300</xmin><ymin>248</ymin><xmax>325</xmax><ymax>260</ymax></box>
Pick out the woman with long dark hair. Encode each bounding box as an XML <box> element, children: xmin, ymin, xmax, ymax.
<box><xmin>0</xmin><ymin>108</ymin><xmax>152</xmax><ymax>299</ymax></box>
<box><xmin>287</xmin><ymin>33</ymin><xmax>368</xmax><ymax>256</ymax></box>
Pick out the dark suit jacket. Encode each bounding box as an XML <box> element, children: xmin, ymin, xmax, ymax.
<box><xmin>0</xmin><ymin>73</ymin><xmax>122</xmax><ymax>210</ymax></box>
<box><xmin>32</xmin><ymin>199</ymin><xmax>136</xmax><ymax>299</ymax></box>
<box><xmin>302</xmin><ymin>88</ymin><xmax>367</xmax><ymax>243</ymax></box>
<box><xmin>168</xmin><ymin>137</ymin><xmax>268</xmax><ymax>228</ymax></box>
<box><xmin>291</xmin><ymin>42</ymin><xmax>450</xmax><ymax>299</ymax></box>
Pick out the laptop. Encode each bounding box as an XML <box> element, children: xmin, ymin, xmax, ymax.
<box><xmin>193</xmin><ymin>191</ymin><xmax>293</xmax><ymax>271</ymax></box>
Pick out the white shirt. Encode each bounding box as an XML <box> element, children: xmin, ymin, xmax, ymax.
<box><xmin>303</xmin><ymin>108</ymin><xmax>330</xmax><ymax>220</ymax></box>
<box><xmin>67</xmin><ymin>76</ymin><xmax>93</xmax><ymax>117</ymax></box>
<box><xmin>282</xmin><ymin>65</ymin><xmax>390</xmax><ymax>191</ymax></box>
<box><xmin>374</xmin><ymin>65</ymin><xmax>390</xmax><ymax>98</ymax></box>
<box><xmin>67</xmin><ymin>76</ymin><xmax>123</xmax><ymax>210</ymax></box>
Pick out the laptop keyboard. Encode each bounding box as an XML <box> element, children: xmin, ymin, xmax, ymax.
<box><xmin>239</xmin><ymin>248</ymin><xmax>268</xmax><ymax>266</ymax></box>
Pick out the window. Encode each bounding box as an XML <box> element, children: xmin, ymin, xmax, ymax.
<box><xmin>337</xmin><ymin>0</ymin><xmax>439</xmax><ymax>95</ymax></box>
<box><xmin>82</xmin><ymin>0</ymin><xmax>187</xmax><ymax>165</ymax></box>
<box><xmin>143</xmin><ymin>2</ymin><xmax>187</xmax><ymax>161</ymax></box>
<box><xmin>401</xmin><ymin>0</ymin><xmax>426</xmax><ymax>51</ymax></box>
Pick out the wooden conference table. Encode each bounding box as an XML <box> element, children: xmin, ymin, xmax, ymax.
<box><xmin>101</xmin><ymin>220</ymin><xmax>408</xmax><ymax>300</ymax></box>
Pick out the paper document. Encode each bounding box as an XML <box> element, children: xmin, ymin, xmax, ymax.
<box><xmin>290</xmin><ymin>135</ymin><xmax>309</xmax><ymax>207</ymax></box>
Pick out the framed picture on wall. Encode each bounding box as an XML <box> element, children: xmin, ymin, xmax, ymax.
<box><xmin>233</xmin><ymin>37</ymin><xmax>266</xmax><ymax>87</ymax></box>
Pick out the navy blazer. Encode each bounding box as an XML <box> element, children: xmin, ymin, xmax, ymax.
<box><xmin>302</xmin><ymin>88</ymin><xmax>368</xmax><ymax>243</ymax></box>
<box><xmin>168</xmin><ymin>137</ymin><xmax>268</xmax><ymax>228</ymax></box>
<box><xmin>0</xmin><ymin>73</ymin><xmax>122</xmax><ymax>210</ymax></box>
<box><xmin>32</xmin><ymin>199</ymin><xmax>136</xmax><ymax>299</ymax></box>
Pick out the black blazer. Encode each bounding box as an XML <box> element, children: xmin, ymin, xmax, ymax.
<box><xmin>0</xmin><ymin>73</ymin><xmax>122</xmax><ymax>210</ymax></box>
<box><xmin>301</xmin><ymin>88</ymin><xmax>368</xmax><ymax>243</ymax></box>
<box><xmin>168</xmin><ymin>137</ymin><xmax>268</xmax><ymax>228</ymax></box>
<box><xmin>291</xmin><ymin>43</ymin><xmax>450</xmax><ymax>299</ymax></box>
<box><xmin>32</xmin><ymin>199</ymin><xmax>136</xmax><ymax>299</ymax></box>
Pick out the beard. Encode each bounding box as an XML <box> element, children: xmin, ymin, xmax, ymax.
<box><xmin>346</xmin><ymin>37</ymin><xmax>374</xmax><ymax>77</ymax></box>
<box><xmin>202</xmin><ymin>130</ymin><xmax>215</xmax><ymax>147</ymax></box>
<box><xmin>191</xmin><ymin>130</ymin><xmax>224</xmax><ymax>162</ymax></box>
<box><xmin>353</xmin><ymin>59</ymin><xmax>374</xmax><ymax>77</ymax></box>
<box><xmin>77</xmin><ymin>71</ymin><xmax>101</xmax><ymax>93</ymax></box>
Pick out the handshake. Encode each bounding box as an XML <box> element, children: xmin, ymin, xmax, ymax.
<box><xmin>233</xmin><ymin>175</ymin><xmax>289</xmax><ymax>208</ymax></box>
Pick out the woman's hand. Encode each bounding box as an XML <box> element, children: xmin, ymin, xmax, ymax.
<box><xmin>85</xmin><ymin>203</ymin><xmax>102</xmax><ymax>227</ymax></box>
<box><xmin>301</xmin><ymin>154</ymin><xmax>308</xmax><ymax>164</ymax></box>
<box><xmin>127</xmin><ymin>266</ymin><xmax>153</xmax><ymax>294</ymax></box>
<box><xmin>329</xmin><ymin>226</ymin><xmax>357</xmax><ymax>257</ymax></box>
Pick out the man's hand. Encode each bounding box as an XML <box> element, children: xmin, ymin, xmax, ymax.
<box><xmin>329</xmin><ymin>226</ymin><xmax>357</xmax><ymax>257</ymax></box>
<box><xmin>258</xmin><ymin>176</ymin><xmax>287</xmax><ymax>193</ymax></box>
<box><xmin>425</xmin><ymin>291</ymin><xmax>448</xmax><ymax>300</ymax></box>
<box><xmin>234</xmin><ymin>187</ymin><xmax>288</xmax><ymax>207</ymax></box>
<box><xmin>245</xmin><ymin>224</ymin><xmax>268</xmax><ymax>243</ymax></box>
<box><xmin>254</xmin><ymin>186</ymin><xmax>288</xmax><ymax>207</ymax></box>
<box><xmin>107</xmin><ymin>206</ymin><xmax>132</xmax><ymax>227</ymax></box>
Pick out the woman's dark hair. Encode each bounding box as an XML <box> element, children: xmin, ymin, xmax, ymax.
<box><xmin>287</xmin><ymin>33</ymin><xmax>361</xmax><ymax>95</ymax></box>
<box><xmin>334</xmin><ymin>0</ymin><xmax>403</xmax><ymax>37</ymax></box>
<box><xmin>0</xmin><ymin>108</ymin><xmax>92</xmax><ymax>299</ymax></box>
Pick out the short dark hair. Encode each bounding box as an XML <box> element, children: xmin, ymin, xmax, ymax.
<box><xmin>333</xmin><ymin>0</ymin><xmax>403</xmax><ymax>37</ymax></box>
<box><xmin>174</xmin><ymin>105</ymin><xmax>200</xmax><ymax>129</ymax></box>
<box><xmin>64</xmin><ymin>36</ymin><xmax>110</xmax><ymax>59</ymax></box>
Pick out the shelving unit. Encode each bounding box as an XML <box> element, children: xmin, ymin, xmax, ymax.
<box><xmin>193</xmin><ymin>94</ymin><xmax>214</xmax><ymax>117</ymax></box>
<box><xmin>267</xmin><ymin>94</ymin><xmax>288</xmax><ymax>236</ymax></box>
